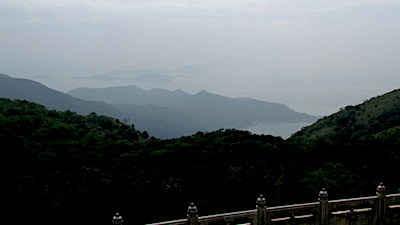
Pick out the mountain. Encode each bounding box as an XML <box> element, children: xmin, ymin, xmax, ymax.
<box><xmin>111</xmin><ymin>103</ymin><xmax>207</xmax><ymax>137</ymax></box>
<box><xmin>0</xmin><ymin>74</ymin><xmax>121</xmax><ymax>115</ymax></box>
<box><xmin>1</xmin><ymin>73</ymin><xmax>317</xmax><ymax>138</ymax></box>
<box><xmin>291</xmin><ymin>88</ymin><xmax>400</xmax><ymax>142</ymax></box>
<box><xmin>68</xmin><ymin>86</ymin><xmax>318</xmax><ymax>130</ymax></box>
<box><xmin>4</xmin><ymin>88</ymin><xmax>400</xmax><ymax>225</ymax></box>
<box><xmin>0</xmin><ymin>74</ymin><xmax>205</xmax><ymax>138</ymax></box>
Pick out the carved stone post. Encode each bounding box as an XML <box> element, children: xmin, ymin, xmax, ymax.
<box><xmin>318</xmin><ymin>188</ymin><xmax>329</xmax><ymax>225</ymax></box>
<box><xmin>255</xmin><ymin>194</ymin><xmax>268</xmax><ymax>225</ymax></box>
<box><xmin>375</xmin><ymin>183</ymin><xmax>387</xmax><ymax>225</ymax></box>
<box><xmin>187</xmin><ymin>203</ymin><xmax>198</xmax><ymax>225</ymax></box>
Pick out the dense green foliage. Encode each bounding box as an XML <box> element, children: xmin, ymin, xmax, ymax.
<box><xmin>2</xmin><ymin>99</ymin><xmax>146</xmax><ymax>224</ymax></box>
<box><xmin>2</xmin><ymin>90</ymin><xmax>400</xmax><ymax>225</ymax></box>
<box><xmin>292</xmin><ymin>89</ymin><xmax>400</xmax><ymax>141</ymax></box>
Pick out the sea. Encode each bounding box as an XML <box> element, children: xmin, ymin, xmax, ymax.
<box><xmin>242</xmin><ymin>121</ymin><xmax>314</xmax><ymax>139</ymax></box>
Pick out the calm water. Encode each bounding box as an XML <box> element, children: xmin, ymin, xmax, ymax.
<box><xmin>242</xmin><ymin>121</ymin><xmax>313</xmax><ymax>139</ymax></box>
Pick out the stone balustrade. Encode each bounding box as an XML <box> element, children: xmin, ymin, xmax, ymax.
<box><xmin>145</xmin><ymin>183</ymin><xmax>400</xmax><ymax>225</ymax></box>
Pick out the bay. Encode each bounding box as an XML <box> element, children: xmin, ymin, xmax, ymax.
<box><xmin>242</xmin><ymin>121</ymin><xmax>313</xmax><ymax>139</ymax></box>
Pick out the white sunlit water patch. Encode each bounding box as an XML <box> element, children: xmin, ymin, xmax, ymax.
<box><xmin>243</xmin><ymin>121</ymin><xmax>313</xmax><ymax>139</ymax></box>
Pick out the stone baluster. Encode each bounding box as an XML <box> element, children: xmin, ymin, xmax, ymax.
<box><xmin>187</xmin><ymin>203</ymin><xmax>198</xmax><ymax>225</ymax></box>
<box><xmin>290</xmin><ymin>210</ymin><xmax>296</xmax><ymax>225</ymax></box>
<box><xmin>318</xmin><ymin>188</ymin><xmax>329</xmax><ymax>225</ymax></box>
<box><xmin>255</xmin><ymin>194</ymin><xmax>268</xmax><ymax>225</ymax></box>
<box><xmin>375</xmin><ymin>183</ymin><xmax>387</xmax><ymax>225</ymax></box>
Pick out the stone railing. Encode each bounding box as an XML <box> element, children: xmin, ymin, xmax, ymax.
<box><xmin>146</xmin><ymin>183</ymin><xmax>400</xmax><ymax>225</ymax></box>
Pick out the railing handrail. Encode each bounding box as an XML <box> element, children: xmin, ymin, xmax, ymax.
<box><xmin>199</xmin><ymin>209</ymin><xmax>257</xmax><ymax>220</ymax></box>
<box><xmin>388</xmin><ymin>193</ymin><xmax>400</xmax><ymax>198</ymax></box>
<box><xmin>147</xmin><ymin>218</ymin><xmax>188</xmax><ymax>225</ymax></box>
<box><xmin>329</xmin><ymin>195</ymin><xmax>376</xmax><ymax>204</ymax></box>
<box><xmin>147</xmin><ymin>209</ymin><xmax>257</xmax><ymax>225</ymax></box>
<box><xmin>267</xmin><ymin>201</ymin><xmax>319</xmax><ymax>212</ymax></box>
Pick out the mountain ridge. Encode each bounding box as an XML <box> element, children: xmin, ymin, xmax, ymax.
<box><xmin>68</xmin><ymin>85</ymin><xmax>318</xmax><ymax>130</ymax></box>
<box><xmin>0</xmin><ymin>75</ymin><xmax>204</xmax><ymax>138</ymax></box>
<box><xmin>0</xmin><ymin>73</ymin><xmax>318</xmax><ymax>138</ymax></box>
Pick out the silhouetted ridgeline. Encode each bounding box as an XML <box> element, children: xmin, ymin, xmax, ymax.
<box><xmin>3</xmin><ymin>86</ymin><xmax>400</xmax><ymax>225</ymax></box>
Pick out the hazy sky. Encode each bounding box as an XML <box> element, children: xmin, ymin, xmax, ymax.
<box><xmin>1</xmin><ymin>0</ymin><xmax>399</xmax><ymax>116</ymax></box>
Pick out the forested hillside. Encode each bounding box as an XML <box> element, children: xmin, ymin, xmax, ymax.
<box><xmin>2</xmin><ymin>98</ymin><xmax>147</xmax><ymax>224</ymax></box>
<box><xmin>291</xmin><ymin>88</ymin><xmax>400</xmax><ymax>142</ymax></box>
<box><xmin>3</xmin><ymin>89</ymin><xmax>400</xmax><ymax>225</ymax></box>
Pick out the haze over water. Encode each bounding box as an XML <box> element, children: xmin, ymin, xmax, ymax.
<box><xmin>243</xmin><ymin>121</ymin><xmax>314</xmax><ymax>139</ymax></box>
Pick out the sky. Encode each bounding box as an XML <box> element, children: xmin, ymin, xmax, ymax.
<box><xmin>1</xmin><ymin>0</ymin><xmax>399</xmax><ymax>116</ymax></box>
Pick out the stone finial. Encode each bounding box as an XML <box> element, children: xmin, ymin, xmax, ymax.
<box><xmin>112</xmin><ymin>212</ymin><xmax>123</xmax><ymax>225</ymax></box>
<box><xmin>319</xmin><ymin>188</ymin><xmax>328</xmax><ymax>201</ymax></box>
<box><xmin>377</xmin><ymin>183</ymin><xmax>386</xmax><ymax>197</ymax></box>
<box><xmin>256</xmin><ymin>194</ymin><xmax>267</xmax><ymax>209</ymax></box>
<box><xmin>187</xmin><ymin>203</ymin><xmax>198</xmax><ymax>216</ymax></box>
